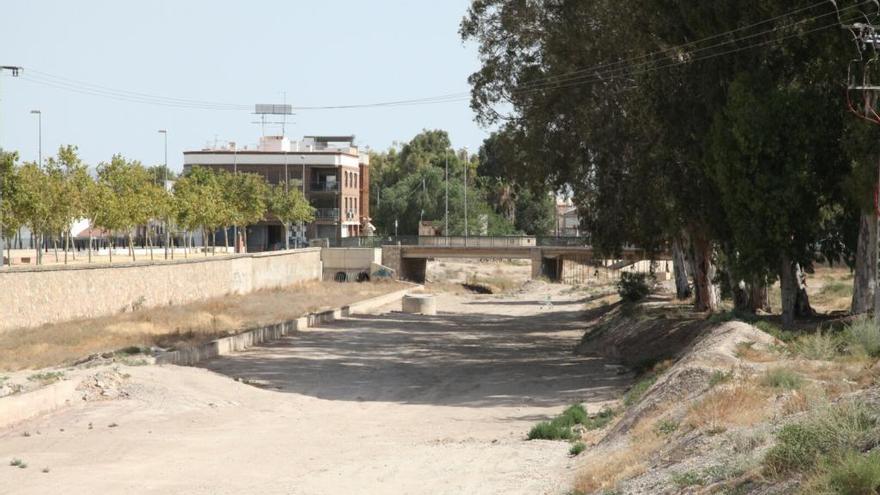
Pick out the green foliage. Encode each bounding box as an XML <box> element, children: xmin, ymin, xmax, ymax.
<box><xmin>790</xmin><ymin>331</ymin><xmax>841</xmax><ymax>361</ymax></box>
<box><xmin>268</xmin><ymin>183</ymin><xmax>314</xmax><ymax>248</ymax></box>
<box><xmin>616</xmin><ymin>272</ymin><xmax>653</xmax><ymax>302</ymax></box>
<box><xmin>764</xmin><ymin>402</ymin><xmax>878</xmax><ymax>476</ymax></box>
<box><xmin>671</xmin><ymin>470</ymin><xmax>704</xmax><ymax>488</ymax></box>
<box><xmin>760</xmin><ymin>368</ymin><xmax>803</xmax><ymax>391</ymax></box>
<box><xmin>527</xmin><ymin>403</ymin><xmax>591</xmax><ymax>440</ymax></box>
<box><xmin>813</xmin><ymin>450</ymin><xmax>880</xmax><ymax>495</ymax></box>
<box><xmin>623</xmin><ymin>375</ymin><xmax>657</xmax><ymax>407</ymax></box>
<box><xmin>754</xmin><ymin>320</ymin><xmax>795</xmax><ymax>343</ymax></box>
<box><xmin>656</xmin><ymin>419</ymin><xmax>679</xmax><ymax>436</ymax></box>
<box><xmin>841</xmin><ymin>316</ymin><xmax>880</xmax><ymax>358</ymax></box>
<box><xmin>708</xmin><ymin>370</ymin><xmax>733</xmax><ymax>388</ymax></box>
<box><xmin>569</xmin><ymin>442</ymin><xmax>587</xmax><ymax>456</ymax></box>
<box><xmin>584</xmin><ymin>407</ymin><xmax>617</xmax><ymax>430</ymax></box>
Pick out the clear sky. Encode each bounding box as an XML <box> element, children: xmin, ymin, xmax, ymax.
<box><xmin>0</xmin><ymin>0</ymin><xmax>487</xmax><ymax>172</ymax></box>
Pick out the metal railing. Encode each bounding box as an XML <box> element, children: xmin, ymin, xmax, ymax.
<box><xmin>315</xmin><ymin>235</ymin><xmax>594</xmax><ymax>249</ymax></box>
<box><xmin>310</xmin><ymin>181</ymin><xmax>339</xmax><ymax>192</ymax></box>
<box><xmin>314</xmin><ymin>208</ymin><xmax>340</xmax><ymax>220</ymax></box>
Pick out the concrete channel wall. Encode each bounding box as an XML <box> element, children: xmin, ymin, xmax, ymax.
<box><xmin>155</xmin><ymin>285</ymin><xmax>417</xmax><ymax>366</ymax></box>
<box><xmin>0</xmin><ymin>249</ymin><xmax>323</xmax><ymax>333</ymax></box>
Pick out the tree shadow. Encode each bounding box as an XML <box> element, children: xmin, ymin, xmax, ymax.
<box><xmin>201</xmin><ymin>306</ymin><xmax>631</xmax><ymax>408</ymax></box>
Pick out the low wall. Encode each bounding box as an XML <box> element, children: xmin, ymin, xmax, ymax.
<box><xmin>321</xmin><ymin>248</ymin><xmax>381</xmax><ymax>281</ymax></box>
<box><xmin>156</xmin><ymin>284</ymin><xmax>417</xmax><ymax>366</ymax></box>
<box><xmin>0</xmin><ymin>248</ymin><xmax>322</xmax><ymax>333</ymax></box>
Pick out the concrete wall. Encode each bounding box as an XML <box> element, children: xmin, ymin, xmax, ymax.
<box><xmin>0</xmin><ymin>248</ymin><xmax>322</xmax><ymax>333</ymax></box>
<box><xmin>321</xmin><ymin>248</ymin><xmax>381</xmax><ymax>281</ymax></box>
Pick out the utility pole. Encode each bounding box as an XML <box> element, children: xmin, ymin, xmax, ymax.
<box><xmin>0</xmin><ymin>66</ymin><xmax>23</xmax><ymax>267</ymax></box>
<box><xmin>842</xmin><ymin>17</ymin><xmax>880</xmax><ymax>324</ymax></box>
<box><xmin>158</xmin><ymin>130</ymin><xmax>168</xmax><ymax>259</ymax></box>
<box><xmin>445</xmin><ymin>149</ymin><xmax>449</xmax><ymax>244</ymax></box>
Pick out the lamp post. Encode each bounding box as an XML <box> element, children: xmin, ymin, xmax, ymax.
<box><xmin>30</xmin><ymin>110</ymin><xmax>42</xmax><ymax>264</ymax></box>
<box><xmin>30</xmin><ymin>110</ymin><xmax>41</xmax><ymax>167</ymax></box>
<box><xmin>233</xmin><ymin>144</ymin><xmax>238</xmax><ymax>253</ymax></box>
<box><xmin>300</xmin><ymin>155</ymin><xmax>306</xmax><ymax>248</ymax></box>
<box><xmin>462</xmin><ymin>146</ymin><xmax>469</xmax><ymax>245</ymax></box>
<box><xmin>158</xmin><ymin>130</ymin><xmax>168</xmax><ymax>259</ymax></box>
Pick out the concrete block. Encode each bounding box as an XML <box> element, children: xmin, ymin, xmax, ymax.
<box><xmin>402</xmin><ymin>294</ymin><xmax>437</xmax><ymax>315</ymax></box>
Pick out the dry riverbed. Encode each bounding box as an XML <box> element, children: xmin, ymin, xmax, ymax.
<box><xmin>0</xmin><ymin>280</ymin><xmax>629</xmax><ymax>495</ymax></box>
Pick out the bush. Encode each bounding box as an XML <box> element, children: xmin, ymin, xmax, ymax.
<box><xmin>569</xmin><ymin>442</ymin><xmax>587</xmax><ymax>456</ymax></box>
<box><xmin>754</xmin><ymin>320</ymin><xmax>796</xmax><ymax>343</ymax></box>
<box><xmin>821</xmin><ymin>450</ymin><xmax>880</xmax><ymax>495</ymax></box>
<box><xmin>761</xmin><ymin>368</ymin><xmax>803</xmax><ymax>390</ymax></box>
<box><xmin>616</xmin><ymin>272</ymin><xmax>653</xmax><ymax>302</ymax></box>
<box><xmin>791</xmin><ymin>330</ymin><xmax>841</xmax><ymax>361</ymax></box>
<box><xmin>841</xmin><ymin>316</ymin><xmax>880</xmax><ymax>358</ymax></box>
<box><xmin>764</xmin><ymin>402</ymin><xmax>878</xmax><ymax>476</ymax></box>
<box><xmin>528</xmin><ymin>403</ymin><xmax>589</xmax><ymax>440</ymax></box>
<box><xmin>584</xmin><ymin>407</ymin><xmax>617</xmax><ymax>430</ymax></box>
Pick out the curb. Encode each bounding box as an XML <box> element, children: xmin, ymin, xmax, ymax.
<box><xmin>0</xmin><ymin>380</ymin><xmax>80</xmax><ymax>430</ymax></box>
<box><xmin>155</xmin><ymin>284</ymin><xmax>420</xmax><ymax>367</ymax></box>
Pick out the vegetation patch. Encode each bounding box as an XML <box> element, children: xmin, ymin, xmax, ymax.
<box><xmin>760</xmin><ymin>368</ymin><xmax>804</xmax><ymax>391</ymax></box>
<box><xmin>616</xmin><ymin>272</ymin><xmax>653</xmax><ymax>302</ymax></box>
<box><xmin>528</xmin><ymin>404</ymin><xmax>590</xmax><ymax>441</ymax></box>
<box><xmin>841</xmin><ymin>316</ymin><xmax>880</xmax><ymax>358</ymax></box>
<box><xmin>763</xmin><ymin>402</ymin><xmax>879</xmax><ymax>477</ymax></box>
<box><xmin>569</xmin><ymin>442</ymin><xmax>587</xmax><ymax>456</ymax></box>
<box><xmin>27</xmin><ymin>371</ymin><xmax>64</xmax><ymax>385</ymax></box>
<box><xmin>687</xmin><ymin>385</ymin><xmax>769</xmax><ymax>433</ymax></box>
<box><xmin>807</xmin><ymin>450</ymin><xmax>880</xmax><ymax>495</ymax></box>
<box><xmin>623</xmin><ymin>375</ymin><xmax>657</xmax><ymax>407</ymax></box>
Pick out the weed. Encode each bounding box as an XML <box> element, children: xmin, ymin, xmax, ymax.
<box><xmin>655</xmin><ymin>419</ymin><xmax>679</xmax><ymax>435</ymax></box>
<box><xmin>790</xmin><ymin>330</ymin><xmax>840</xmax><ymax>361</ymax></box>
<box><xmin>570</xmin><ymin>442</ymin><xmax>587</xmax><ymax>456</ymax></box>
<box><xmin>841</xmin><ymin>316</ymin><xmax>880</xmax><ymax>358</ymax></box>
<box><xmin>131</xmin><ymin>295</ymin><xmax>147</xmax><ymax>311</ymax></box>
<box><xmin>754</xmin><ymin>320</ymin><xmax>795</xmax><ymax>342</ymax></box>
<box><xmin>585</xmin><ymin>408</ymin><xmax>617</xmax><ymax>430</ymax></box>
<box><xmin>27</xmin><ymin>371</ymin><xmax>64</xmax><ymax>385</ymax></box>
<box><xmin>815</xmin><ymin>450</ymin><xmax>880</xmax><ymax>495</ymax></box>
<box><xmin>528</xmin><ymin>421</ymin><xmax>575</xmax><ymax>441</ymax></box>
<box><xmin>41</xmin><ymin>467</ymin><xmax>49</xmax><ymax>473</ymax></box>
<box><xmin>764</xmin><ymin>401</ymin><xmax>878</xmax><ymax>476</ymax></box>
<box><xmin>560</xmin><ymin>404</ymin><xmax>588</xmax><ymax>426</ymax></box>
<box><xmin>671</xmin><ymin>470</ymin><xmax>704</xmax><ymax>488</ymax></box>
<box><xmin>9</xmin><ymin>459</ymin><xmax>22</xmax><ymax>467</ymax></box>
<box><xmin>687</xmin><ymin>385</ymin><xmax>769</xmax><ymax>432</ymax></box>
<box><xmin>709</xmin><ymin>370</ymin><xmax>734</xmax><ymax>388</ymax></box>
<box><xmin>116</xmin><ymin>346</ymin><xmax>145</xmax><ymax>356</ymax></box>
<box><xmin>21</xmin><ymin>431</ymin><xmax>30</xmax><ymax>437</ymax></box>
<box><xmin>108</xmin><ymin>423</ymin><xmax>118</xmax><ymax>428</ymax></box>
<box><xmin>624</xmin><ymin>375</ymin><xmax>657</xmax><ymax>407</ymax></box>
<box><xmin>761</xmin><ymin>368</ymin><xmax>804</xmax><ymax>390</ymax></box>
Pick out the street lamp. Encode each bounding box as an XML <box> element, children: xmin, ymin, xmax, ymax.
<box><xmin>462</xmin><ymin>146</ymin><xmax>469</xmax><ymax>245</ymax></box>
<box><xmin>445</xmin><ymin>148</ymin><xmax>449</xmax><ymax>245</ymax></box>
<box><xmin>158</xmin><ymin>130</ymin><xmax>168</xmax><ymax>259</ymax></box>
<box><xmin>30</xmin><ymin>110</ymin><xmax>41</xmax><ymax>167</ymax></box>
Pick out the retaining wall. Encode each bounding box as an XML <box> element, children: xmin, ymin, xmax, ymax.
<box><xmin>0</xmin><ymin>249</ymin><xmax>322</xmax><ymax>333</ymax></box>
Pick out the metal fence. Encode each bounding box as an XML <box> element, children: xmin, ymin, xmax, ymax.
<box><xmin>314</xmin><ymin>235</ymin><xmax>593</xmax><ymax>249</ymax></box>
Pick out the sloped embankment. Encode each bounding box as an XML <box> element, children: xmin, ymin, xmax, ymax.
<box><xmin>572</xmin><ymin>302</ymin><xmax>880</xmax><ymax>494</ymax></box>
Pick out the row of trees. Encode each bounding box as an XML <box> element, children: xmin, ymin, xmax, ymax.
<box><xmin>0</xmin><ymin>147</ymin><xmax>314</xmax><ymax>264</ymax></box>
<box><xmin>369</xmin><ymin>130</ymin><xmax>555</xmax><ymax>236</ymax></box>
<box><xmin>462</xmin><ymin>0</ymin><xmax>878</xmax><ymax>326</ymax></box>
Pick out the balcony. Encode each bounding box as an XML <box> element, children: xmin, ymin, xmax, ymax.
<box><xmin>314</xmin><ymin>208</ymin><xmax>340</xmax><ymax>220</ymax></box>
<box><xmin>310</xmin><ymin>181</ymin><xmax>339</xmax><ymax>192</ymax></box>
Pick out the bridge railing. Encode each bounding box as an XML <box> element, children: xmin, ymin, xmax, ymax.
<box><xmin>315</xmin><ymin>235</ymin><xmax>595</xmax><ymax>249</ymax></box>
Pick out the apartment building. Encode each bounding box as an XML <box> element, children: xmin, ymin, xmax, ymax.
<box><xmin>183</xmin><ymin>135</ymin><xmax>370</xmax><ymax>251</ymax></box>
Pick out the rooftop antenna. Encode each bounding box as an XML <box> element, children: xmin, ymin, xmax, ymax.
<box><xmin>252</xmin><ymin>103</ymin><xmax>294</xmax><ymax>137</ymax></box>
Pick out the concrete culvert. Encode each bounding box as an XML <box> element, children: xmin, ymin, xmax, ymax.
<box><xmin>334</xmin><ymin>272</ymin><xmax>348</xmax><ymax>282</ymax></box>
<box><xmin>357</xmin><ymin>272</ymin><xmax>370</xmax><ymax>282</ymax></box>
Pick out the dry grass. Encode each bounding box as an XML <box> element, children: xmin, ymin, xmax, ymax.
<box><xmin>0</xmin><ymin>280</ymin><xmax>406</xmax><ymax>371</ymax></box>
<box><xmin>685</xmin><ymin>385</ymin><xmax>771</xmax><ymax>433</ymax></box>
<box><xmin>734</xmin><ymin>341</ymin><xmax>779</xmax><ymax>363</ymax></box>
<box><xmin>574</xmin><ymin>429</ymin><xmax>665</xmax><ymax>493</ymax></box>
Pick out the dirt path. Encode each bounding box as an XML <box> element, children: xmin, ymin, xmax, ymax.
<box><xmin>1</xmin><ymin>283</ymin><xmax>629</xmax><ymax>495</ymax></box>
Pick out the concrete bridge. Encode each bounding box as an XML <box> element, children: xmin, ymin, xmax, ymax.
<box><xmin>380</xmin><ymin>240</ymin><xmax>668</xmax><ymax>283</ymax></box>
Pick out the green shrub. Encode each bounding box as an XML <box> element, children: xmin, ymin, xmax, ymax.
<box><xmin>528</xmin><ymin>420</ymin><xmax>575</xmax><ymax>441</ymax></box>
<box><xmin>559</xmin><ymin>404</ymin><xmax>588</xmax><ymax>426</ymax></box>
<box><xmin>709</xmin><ymin>370</ymin><xmax>734</xmax><ymax>387</ymax></box>
<box><xmin>623</xmin><ymin>375</ymin><xmax>658</xmax><ymax>407</ymax></box>
<box><xmin>27</xmin><ymin>371</ymin><xmax>64</xmax><ymax>385</ymax></box>
<box><xmin>754</xmin><ymin>320</ymin><xmax>795</xmax><ymax>343</ymax></box>
<box><xmin>761</xmin><ymin>368</ymin><xmax>803</xmax><ymax>390</ymax></box>
<box><xmin>569</xmin><ymin>442</ymin><xmax>587</xmax><ymax>456</ymax></box>
<box><xmin>584</xmin><ymin>407</ymin><xmax>617</xmax><ymax>430</ymax></box>
<box><xmin>671</xmin><ymin>470</ymin><xmax>704</xmax><ymax>488</ymax></box>
<box><xmin>656</xmin><ymin>419</ymin><xmax>679</xmax><ymax>435</ymax></box>
<box><xmin>616</xmin><ymin>272</ymin><xmax>653</xmax><ymax>302</ymax></box>
<box><xmin>841</xmin><ymin>316</ymin><xmax>880</xmax><ymax>358</ymax></box>
<box><xmin>791</xmin><ymin>331</ymin><xmax>840</xmax><ymax>361</ymax></box>
<box><xmin>821</xmin><ymin>450</ymin><xmax>880</xmax><ymax>495</ymax></box>
<box><xmin>764</xmin><ymin>402</ymin><xmax>878</xmax><ymax>476</ymax></box>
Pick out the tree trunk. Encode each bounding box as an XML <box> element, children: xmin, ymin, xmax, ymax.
<box><xmin>691</xmin><ymin>233</ymin><xmax>719</xmax><ymax>312</ymax></box>
<box><xmin>224</xmin><ymin>227</ymin><xmax>229</xmax><ymax>254</ymax></box>
<box><xmin>184</xmin><ymin>231</ymin><xmax>189</xmax><ymax>259</ymax></box>
<box><xmin>148</xmin><ymin>228</ymin><xmax>154</xmax><ymax>261</ymax></box>
<box><xmin>128</xmin><ymin>233</ymin><xmax>136</xmax><ymax>262</ymax></box>
<box><xmin>53</xmin><ymin>236</ymin><xmax>59</xmax><ymax>263</ymax></box>
<box><xmin>108</xmin><ymin>235</ymin><xmax>113</xmax><ymax>264</ymax></box>
<box><xmin>284</xmin><ymin>222</ymin><xmax>290</xmax><ymax>250</ymax></box>
<box><xmin>88</xmin><ymin>233</ymin><xmax>92</xmax><ymax>263</ymax></box>
<box><xmin>851</xmin><ymin>211</ymin><xmax>875</xmax><ymax>314</ymax></box>
<box><xmin>780</xmin><ymin>256</ymin><xmax>814</xmax><ymax>327</ymax></box>
<box><xmin>671</xmin><ymin>235</ymin><xmax>691</xmax><ymax>300</ymax></box>
<box><xmin>203</xmin><ymin>228</ymin><xmax>208</xmax><ymax>257</ymax></box>
<box><xmin>211</xmin><ymin>231</ymin><xmax>216</xmax><ymax>255</ymax></box>
<box><xmin>750</xmin><ymin>282</ymin><xmax>771</xmax><ymax>313</ymax></box>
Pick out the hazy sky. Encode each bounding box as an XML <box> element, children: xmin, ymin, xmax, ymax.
<box><xmin>0</xmin><ymin>0</ymin><xmax>486</xmax><ymax>172</ymax></box>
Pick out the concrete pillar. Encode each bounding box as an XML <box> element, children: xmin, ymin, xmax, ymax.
<box><xmin>530</xmin><ymin>248</ymin><xmax>543</xmax><ymax>279</ymax></box>
<box><xmin>381</xmin><ymin>245</ymin><xmax>402</xmax><ymax>279</ymax></box>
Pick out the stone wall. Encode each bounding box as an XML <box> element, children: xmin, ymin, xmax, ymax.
<box><xmin>0</xmin><ymin>248</ymin><xmax>322</xmax><ymax>333</ymax></box>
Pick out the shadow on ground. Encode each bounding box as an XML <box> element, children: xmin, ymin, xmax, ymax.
<box><xmin>202</xmin><ymin>300</ymin><xmax>629</xmax><ymax>408</ymax></box>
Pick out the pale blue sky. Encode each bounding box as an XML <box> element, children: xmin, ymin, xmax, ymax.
<box><xmin>0</xmin><ymin>0</ymin><xmax>486</xmax><ymax>171</ymax></box>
